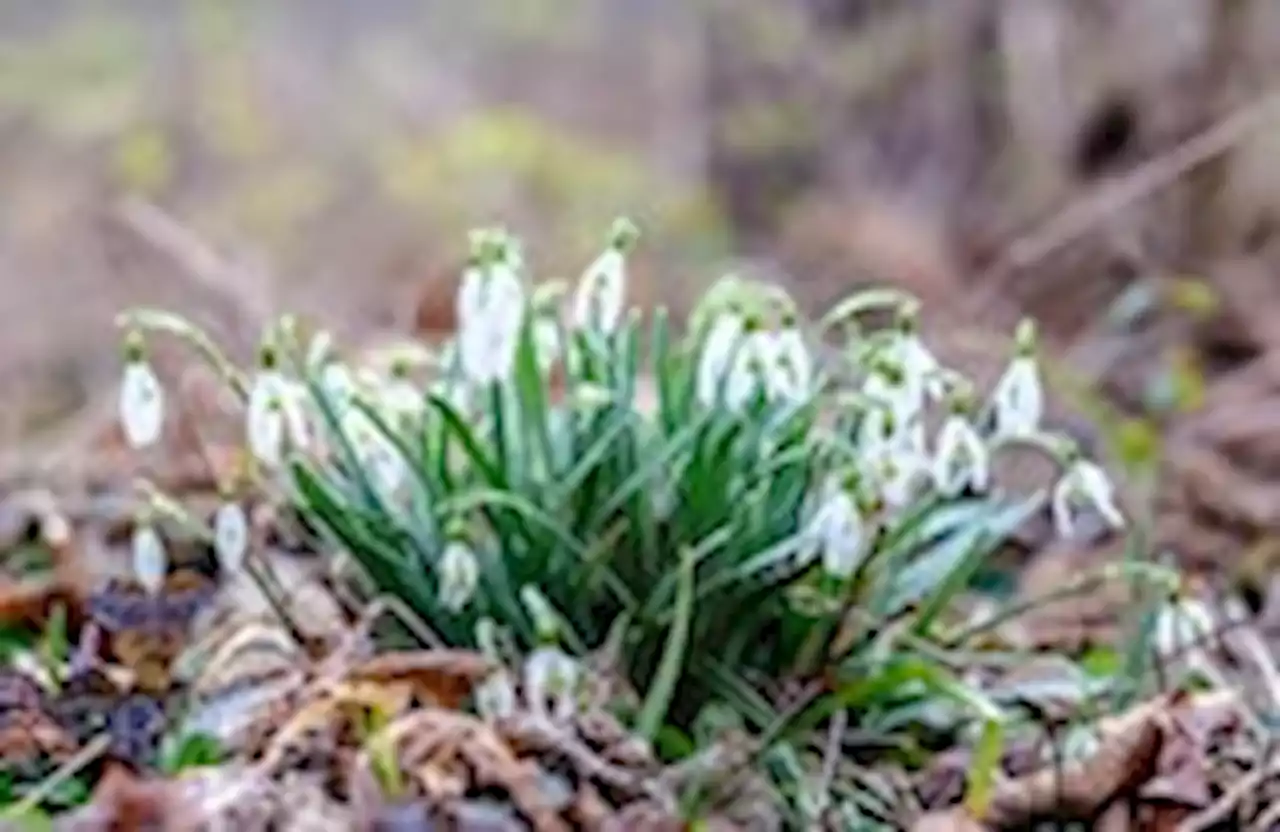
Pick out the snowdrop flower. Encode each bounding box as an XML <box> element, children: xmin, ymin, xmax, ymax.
<box><xmin>696</xmin><ymin>308</ymin><xmax>745</xmax><ymax>407</ymax></box>
<box><xmin>991</xmin><ymin>319</ymin><xmax>1044</xmax><ymax>440</ymax></box>
<box><xmin>475</xmin><ymin>670</ymin><xmax>518</xmax><ymax>721</ymax></box>
<box><xmin>342</xmin><ymin>406</ymin><xmax>407</xmax><ymax>494</ymax></box>
<box><xmin>807</xmin><ymin>481</ymin><xmax>865</xmax><ymax>580</ymax></box>
<box><xmin>438</xmin><ymin>539</ymin><xmax>480</xmax><ymax>613</ymax></box>
<box><xmin>132</xmin><ymin>523</ymin><xmax>167</xmax><ymax>595</ymax></box>
<box><xmin>118</xmin><ymin>332</ymin><xmax>164</xmax><ymax>449</ymax></box>
<box><xmin>379</xmin><ymin>362</ymin><xmax>423</xmax><ymax>428</ymax></box>
<box><xmin>764</xmin><ymin>322</ymin><xmax>814</xmax><ymax>403</ymax></box>
<box><xmin>862</xmin><ymin>362</ymin><xmax>922</xmax><ymax>437</ymax></box>
<box><xmin>320</xmin><ymin>361</ymin><xmax>357</xmax><ymax>413</ymax></box>
<box><xmin>875</xmin><ymin>446</ymin><xmax>928</xmax><ymax>511</ymax></box>
<box><xmin>531</xmin><ymin>315</ymin><xmax>562</xmax><ymax>373</ymax></box>
<box><xmin>1153</xmin><ymin>595</ymin><xmax>1216</xmax><ymax>661</ymax></box>
<box><xmin>887</xmin><ymin>303</ymin><xmax>946</xmax><ymax>403</ymax></box>
<box><xmin>1051</xmin><ymin>451</ymin><xmax>1125</xmax><ymax>538</ymax></box>
<box><xmin>571</xmin><ymin>218</ymin><xmax>637</xmax><ymax>335</ymax></box>
<box><xmin>245</xmin><ymin>344</ymin><xmax>311</xmax><ymax>466</ymax></box>
<box><xmin>932</xmin><ymin>403</ymin><xmax>989</xmax><ymax>497</ymax></box>
<box><xmin>246</xmin><ymin>389</ymin><xmax>285</xmax><ymax>467</ymax></box>
<box><xmin>523</xmin><ymin>645</ymin><xmax>580</xmax><ymax>724</ymax></box>
<box><xmin>458</xmin><ymin>245</ymin><xmax>526</xmax><ymax>387</ymax></box>
<box><xmin>213</xmin><ymin>501</ymin><xmax>249</xmax><ymax>574</ymax></box>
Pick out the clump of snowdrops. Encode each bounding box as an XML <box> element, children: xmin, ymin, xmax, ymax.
<box><xmin>117</xmin><ymin>219</ymin><xmax>1129</xmax><ymax>823</ymax></box>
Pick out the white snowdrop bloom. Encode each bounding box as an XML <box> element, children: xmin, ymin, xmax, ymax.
<box><xmin>119</xmin><ymin>360</ymin><xmax>165</xmax><ymax>450</ymax></box>
<box><xmin>932</xmin><ymin>413</ymin><xmax>990</xmax><ymax>497</ymax></box>
<box><xmin>438</xmin><ymin>540</ymin><xmax>480</xmax><ymax>613</ymax></box>
<box><xmin>246</xmin><ymin>370</ymin><xmax>287</xmax><ymax>467</ymax></box>
<box><xmin>213</xmin><ymin>501</ymin><xmax>249</xmax><ymax>574</ymax></box>
<box><xmin>475</xmin><ymin>670</ymin><xmax>518</xmax><ymax>721</ymax></box>
<box><xmin>723</xmin><ymin>339</ymin><xmax>765</xmax><ymax>412</ymax></box>
<box><xmin>1153</xmin><ymin>596</ymin><xmax>1216</xmax><ymax>660</ymax></box>
<box><xmin>768</xmin><ymin>325</ymin><xmax>814</xmax><ymax>403</ymax></box>
<box><xmin>991</xmin><ymin>320</ymin><xmax>1043</xmax><ymax>440</ymax></box>
<box><xmin>458</xmin><ymin>262</ymin><xmax>487</xmax><ymax>333</ymax></box>
<box><xmin>1051</xmin><ymin>456</ymin><xmax>1125</xmax><ymax>539</ymax></box>
<box><xmin>279</xmin><ymin>378</ymin><xmax>312</xmax><ymax>452</ymax></box>
<box><xmin>342</xmin><ymin>407</ymin><xmax>407</xmax><ymax>494</ymax></box>
<box><xmin>862</xmin><ymin>368</ymin><xmax>922</xmax><ymax>438</ymax></box>
<box><xmin>320</xmin><ymin>362</ymin><xmax>357</xmax><ymax>413</ymax></box>
<box><xmin>571</xmin><ymin>247</ymin><xmax>626</xmax><ymax>335</ymax></box>
<box><xmin>891</xmin><ymin>333</ymin><xmax>946</xmax><ymax>403</ymax></box>
<box><xmin>459</xmin><ymin>268</ymin><xmax>525</xmax><ymax>387</ymax></box>
<box><xmin>523</xmin><ymin>645</ymin><xmax>580</xmax><ymax>724</ymax></box>
<box><xmin>519</xmin><ymin>585</ymin><xmax>560</xmax><ymax>641</ymax></box>
<box><xmin>379</xmin><ymin>371</ymin><xmax>423</xmax><ymax>429</ymax></box>
<box><xmin>808</xmin><ymin>486</ymin><xmax>864</xmax><ymax>579</ymax></box>
<box><xmin>696</xmin><ymin>311</ymin><xmax>745</xmax><ymax>407</ymax></box>
<box><xmin>862</xmin><ymin>420</ymin><xmax>929</xmax><ymax>511</ymax></box>
<box><xmin>532</xmin><ymin>316</ymin><xmax>562</xmax><ymax>373</ymax></box>
<box><xmin>132</xmin><ymin>524</ymin><xmax>167</xmax><ymax>595</ymax></box>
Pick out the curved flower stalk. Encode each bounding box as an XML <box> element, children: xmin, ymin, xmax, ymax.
<box><xmin>991</xmin><ymin>319</ymin><xmax>1044</xmax><ymax>441</ymax></box>
<box><xmin>118</xmin><ymin>331</ymin><xmax>165</xmax><ymax>449</ymax></box>
<box><xmin>1051</xmin><ymin>449</ymin><xmax>1125</xmax><ymax>538</ymax></box>
<box><xmin>132</xmin><ymin>522</ymin><xmax>167</xmax><ymax>595</ymax></box>
<box><xmin>571</xmin><ymin>217</ymin><xmax>639</xmax><ymax>336</ymax></box>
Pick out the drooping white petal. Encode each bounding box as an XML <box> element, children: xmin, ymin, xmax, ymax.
<box><xmin>889</xmin><ymin>334</ymin><xmax>946</xmax><ymax>403</ymax></box>
<box><xmin>474</xmin><ymin>670</ymin><xmax>517</xmax><ymax>721</ymax></box>
<box><xmin>532</xmin><ymin>317</ymin><xmax>562</xmax><ymax>373</ymax></box>
<box><xmin>213</xmin><ymin>502</ymin><xmax>249</xmax><ymax>574</ymax></box>
<box><xmin>523</xmin><ymin>646</ymin><xmax>580</xmax><ymax>724</ymax></box>
<box><xmin>809</xmin><ymin>488</ymin><xmax>863</xmax><ymax>579</ymax></box>
<box><xmin>1074</xmin><ymin>459</ymin><xmax>1125</xmax><ymax>529</ymax></box>
<box><xmin>438</xmin><ymin>541</ymin><xmax>480</xmax><ymax>613</ymax></box>
<box><xmin>320</xmin><ymin>362</ymin><xmax>357</xmax><ymax>412</ymax></box>
<box><xmin>769</xmin><ymin>326</ymin><xmax>814</xmax><ymax>403</ymax></box>
<box><xmin>459</xmin><ymin>267</ymin><xmax>525</xmax><ymax>387</ymax></box>
<box><xmin>1052</xmin><ymin>458</ymin><xmax>1124</xmax><ymax>538</ymax></box>
<box><xmin>132</xmin><ymin>524</ymin><xmax>167</xmax><ymax>595</ymax></box>
<box><xmin>696</xmin><ymin>312</ymin><xmax>745</xmax><ymax>407</ymax></box>
<box><xmin>119</xmin><ymin>362</ymin><xmax>165</xmax><ymax>449</ymax></box>
<box><xmin>991</xmin><ymin>356</ymin><xmax>1043</xmax><ymax>440</ymax></box>
<box><xmin>381</xmin><ymin>377</ymin><xmax>423</xmax><ymax>428</ymax></box>
<box><xmin>571</xmin><ymin>248</ymin><xmax>626</xmax><ymax>335</ymax></box>
<box><xmin>863</xmin><ymin>370</ymin><xmax>922</xmax><ymax>438</ymax></box>
<box><xmin>246</xmin><ymin>373</ymin><xmax>286</xmax><ymax>467</ymax></box>
<box><xmin>1153</xmin><ymin>597</ymin><xmax>1215</xmax><ymax>660</ymax></box>
<box><xmin>279</xmin><ymin>379</ymin><xmax>312</xmax><ymax>452</ymax></box>
<box><xmin>932</xmin><ymin>415</ymin><xmax>990</xmax><ymax>497</ymax></box>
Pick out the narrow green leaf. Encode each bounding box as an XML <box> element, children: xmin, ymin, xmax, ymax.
<box><xmin>636</xmin><ymin>547</ymin><xmax>696</xmax><ymax>740</ymax></box>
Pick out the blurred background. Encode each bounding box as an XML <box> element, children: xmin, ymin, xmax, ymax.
<box><xmin>6</xmin><ymin>0</ymin><xmax>1280</xmax><ymax>585</ymax></box>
